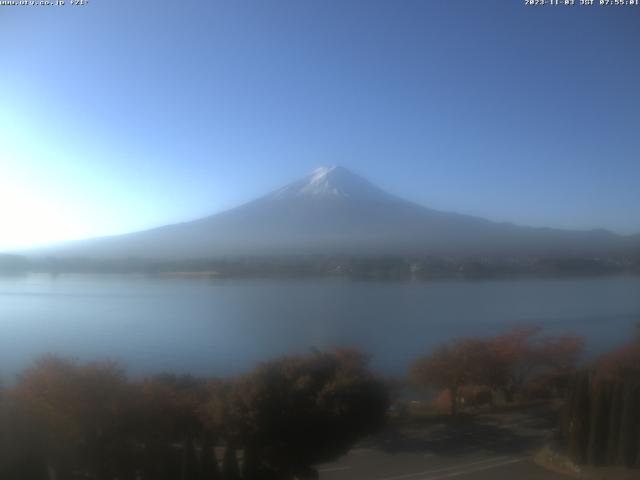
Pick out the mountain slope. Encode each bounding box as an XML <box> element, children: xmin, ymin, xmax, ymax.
<box><xmin>31</xmin><ymin>166</ymin><xmax>637</xmax><ymax>259</ymax></box>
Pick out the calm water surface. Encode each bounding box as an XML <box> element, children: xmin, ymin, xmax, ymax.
<box><xmin>1</xmin><ymin>274</ymin><xmax>639</xmax><ymax>379</ymax></box>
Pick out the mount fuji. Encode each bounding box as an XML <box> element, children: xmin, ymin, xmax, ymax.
<box><xmin>32</xmin><ymin>166</ymin><xmax>637</xmax><ymax>259</ymax></box>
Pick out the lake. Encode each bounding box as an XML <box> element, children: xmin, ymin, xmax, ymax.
<box><xmin>1</xmin><ymin>274</ymin><xmax>639</xmax><ymax>380</ymax></box>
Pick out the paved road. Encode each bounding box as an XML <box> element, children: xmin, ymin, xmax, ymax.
<box><xmin>318</xmin><ymin>450</ymin><xmax>566</xmax><ymax>480</ymax></box>
<box><xmin>318</xmin><ymin>407</ymin><xmax>568</xmax><ymax>480</ymax></box>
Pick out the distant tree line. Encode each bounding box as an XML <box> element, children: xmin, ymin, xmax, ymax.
<box><xmin>3</xmin><ymin>253</ymin><xmax>640</xmax><ymax>278</ymax></box>
<box><xmin>0</xmin><ymin>254</ymin><xmax>30</xmax><ymax>275</ymax></box>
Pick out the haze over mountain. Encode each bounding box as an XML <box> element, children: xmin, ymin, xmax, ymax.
<box><xmin>26</xmin><ymin>166</ymin><xmax>638</xmax><ymax>260</ymax></box>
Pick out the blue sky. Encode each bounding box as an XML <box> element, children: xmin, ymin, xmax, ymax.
<box><xmin>1</xmin><ymin>0</ymin><xmax>639</xmax><ymax>249</ymax></box>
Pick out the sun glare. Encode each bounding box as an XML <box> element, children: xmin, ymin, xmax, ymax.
<box><xmin>0</xmin><ymin>171</ymin><xmax>85</xmax><ymax>250</ymax></box>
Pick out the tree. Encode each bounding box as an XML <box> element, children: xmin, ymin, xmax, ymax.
<box><xmin>616</xmin><ymin>381</ymin><xmax>640</xmax><ymax>467</ymax></box>
<box><xmin>0</xmin><ymin>394</ymin><xmax>48</xmax><ymax>480</ymax></box>
<box><xmin>219</xmin><ymin>349</ymin><xmax>389</xmax><ymax>479</ymax></box>
<box><xmin>489</xmin><ymin>327</ymin><xmax>583</xmax><ymax>401</ymax></box>
<box><xmin>410</xmin><ymin>339</ymin><xmax>504</xmax><ymax>415</ymax></box>
<box><xmin>241</xmin><ymin>444</ymin><xmax>261</xmax><ymax>480</ymax></box>
<box><xmin>199</xmin><ymin>433</ymin><xmax>220</xmax><ymax>479</ymax></box>
<box><xmin>594</xmin><ymin>325</ymin><xmax>640</xmax><ymax>383</ymax></box>
<box><xmin>586</xmin><ymin>381</ymin><xmax>611</xmax><ymax>466</ymax></box>
<box><xmin>221</xmin><ymin>445</ymin><xmax>240</xmax><ymax>480</ymax></box>
<box><xmin>181</xmin><ymin>436</ymin><xmax>198</xmax><ymax>480</ymax></box>
<box><xmin>410</xmin><ymin>327</ymin><xmax>583</xmax><ymax>414</ymax></box>
<box><xmin>15</xmin><ymin>355</ymin><xmax>134</xmax><ymax>479</ymax></box>
<box><xmin>137</xmin><ymin>373</ymin><xmax>207</xmax><ymax>440</ymax></box>
<box><xmin>606</xmin><ymin>381</ymin><xmax>624</xmax><ymax>465</ymax></box>
<box><xmin>565</xmin><ymin>372</ymin><xmax>590</xmax><ymax>464</ymax></box>
<box><xmin>135</xmin><ymin>374</ymin><xmax>208</xmax><ymax>480</ymax></box>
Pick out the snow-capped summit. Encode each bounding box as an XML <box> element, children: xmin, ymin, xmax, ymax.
<box><xmin>269</xmin><ymin>165</ymin><xmax>392</xmax><ymax>201</ymax></box>
<box><xmin>301</xmin><ymin>165</ymin><xmax>344</xmax><ymax>196</ymax></box>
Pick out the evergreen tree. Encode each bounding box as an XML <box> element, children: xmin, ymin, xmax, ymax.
<box><xmin>567</xmin><ymin>372</ymin><xmax>590</xmax><ymax>464</ymax></box>
<box><xmin>182</xmin><ymin>437</ymin><xmax>198</xmax><ymax>480</ymax></box>
<box><xmin>606</xmin><ymin>382</ymin><xmax>623</xmax><ymax>465</ymax></box>
<box><xmin>241</xmin><ymin>445</ymin><xmax>261</xmax><ymax>480</ymax></box>
<box><xmin>199</xmin><ymin>434</ymin><xmax>220</xmax><ymax>480</ymax></box>
<box><xmin>586</xmin><ymin>382</ymin><xmax>610</xmax><ymax>466</ymax></box>
<box><xmin>616</xmin><ymin>382</ymin><xmax>640</xmax><ymax>467</ymax></box>
<box><xmin>222</xmin><ymin>445</ymin><xmax>240</xmax><ymax>480</ymax></box>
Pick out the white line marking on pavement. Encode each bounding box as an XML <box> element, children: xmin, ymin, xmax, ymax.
<box><xmin>375</xmin><ymin>457</ymin><xmax>510</xmax><ymax>480</ymax></box>
<box><xmin>422</xmin><ymin>457</ymin><xmax>525</xmax><ymax>479</ymax></box>
<box><xmin>319</xmin><ymin>466</ymin><xmax>351</xmax><ymax>473</ymax></box>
